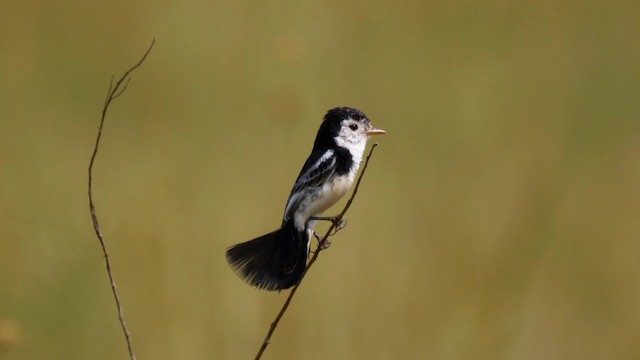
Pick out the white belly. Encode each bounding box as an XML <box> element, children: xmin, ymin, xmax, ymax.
<box><xmin>293</xmin><ymin>173</ymin><xmax>355</xmax><ymax>230</ymax></box>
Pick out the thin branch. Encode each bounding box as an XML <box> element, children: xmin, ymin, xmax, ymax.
<box><xmin>112</xmin><ymin>77</ymin><xmax>132</xmax><ymax>100</ymax></box>
<box><xmin>88</xmin><ymin>37</ymin><xmax>156</xmax><ymax>360</ymax></box>
<box><xmin>255</xmin><ymin>143</ymin><xmax>380</xmax><ymax>360</ymax></box>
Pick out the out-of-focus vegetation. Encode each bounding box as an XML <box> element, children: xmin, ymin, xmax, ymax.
<box><xmin>1</xmin><ymin>1</ymin><xmax>640</xmax><ymax>359</ymax></box>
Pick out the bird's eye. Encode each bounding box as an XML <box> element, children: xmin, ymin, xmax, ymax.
<box><xmin>349</xmin><ymin>124</ymin><xmax>358</xmax><ymax>131</ymax></box>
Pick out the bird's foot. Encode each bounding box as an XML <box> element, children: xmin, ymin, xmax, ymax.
<box><xmin>312</xmin><ymin>231</ymin><xmax>332</xmax><ymax>250</ymax></box>
<box><xmin>332</xmin><ymin>217</ymin><xmax>347</xmax><ymax>233</ymax></box>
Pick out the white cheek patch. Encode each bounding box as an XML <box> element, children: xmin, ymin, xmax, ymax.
<box><xmin>336</xmin><ymin>120</ymin><xmax>361</xmax><ymax>145</ymax></box>
<box><xmin>335</xmin><ymin>123</ymin><xmax>367</xmax><ymax>166</ymax></box>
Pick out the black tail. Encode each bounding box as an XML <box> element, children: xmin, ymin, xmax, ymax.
<box><xmin>225</xmin><ymin>220</ymin><xmax>309</xmax><ymax>291</ymax></box>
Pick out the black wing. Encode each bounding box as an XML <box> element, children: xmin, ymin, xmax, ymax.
<box><xmin>283</xmin><ymin>149</ymin><xmax>337</xmax><ymax>222</ymax></box>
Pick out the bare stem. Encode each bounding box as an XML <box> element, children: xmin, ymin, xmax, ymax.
<box><xmin>88</xmin><ymin>37</ymin><xmax>156</xmax><ymax>360</ymax></box>
<box><xmin>254</xmin><ymin>143</ymin><xmax>379</xmax><ymax>360</ymax></box>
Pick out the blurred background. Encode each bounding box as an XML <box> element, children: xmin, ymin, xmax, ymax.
<box><xmin>1</xmin><ymin>0</ymin><xmax>640</xmax><ymax>359</ymax></box>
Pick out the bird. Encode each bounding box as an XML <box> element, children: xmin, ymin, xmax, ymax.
<box><xmin>225</xmin><ymin>107</ymin><xmax>385</xmax><ymax>291</ymax></box>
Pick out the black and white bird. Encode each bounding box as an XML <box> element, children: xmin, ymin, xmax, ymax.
<box><xmin>225</xmin><ymin>107</ymin><xmax>385</xmax><ymax>291</ymax></box>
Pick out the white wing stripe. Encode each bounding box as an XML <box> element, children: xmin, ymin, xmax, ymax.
<box><xmin>303</xmin><ymin>150</ymin><xmax>334</xmax><ymax>179</ymax></box>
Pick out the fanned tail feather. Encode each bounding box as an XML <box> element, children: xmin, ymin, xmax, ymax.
<box><xmin>226</xmin><ymin>221</ymin><xmax>309</xmax><ymax>291</ymax></box>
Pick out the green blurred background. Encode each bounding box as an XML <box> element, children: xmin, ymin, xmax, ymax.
<box><xmin>2</xmin><ymin>0</ymin><xmax>640</xmax><ymax>359</ymax></box>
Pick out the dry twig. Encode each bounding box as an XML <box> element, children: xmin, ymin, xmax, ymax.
<box><xmin>254</xmin><ymin>143</ymin><xmax>379</xmax><ymax>360</ymax></box>
<box><xmin>88</xmin><ymin>38</ymin><xmax>156</xmax><ymax>360</ymax></box>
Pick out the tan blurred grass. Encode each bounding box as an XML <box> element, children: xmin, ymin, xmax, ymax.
<box><xmin>1</xmin><ymin>0</ymin><xmax>640</xmax><ymax>359</ymax></box>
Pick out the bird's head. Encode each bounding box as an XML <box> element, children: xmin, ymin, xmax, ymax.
<box><xmin>314</xmin><ymin>107</ymin><xmax>385</xmax><ymax>151</ymax></box>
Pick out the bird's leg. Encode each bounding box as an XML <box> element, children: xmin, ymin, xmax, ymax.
<box><xmin>309</xmin><ymin>216</ymin><xmax>348</xmax><ymax>232</ymax></box>
<box><xmin>308</xmin><ymin>216</ymin><xmax>348</xmax><ymax>251</ymax></box>
<box><xmin>310</xmin><ymin>216</ymin><xmax>339</xmax><ymax>222</ymax></box>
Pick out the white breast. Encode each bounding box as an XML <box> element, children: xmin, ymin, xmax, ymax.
<box><xmin>293</xmin><ymin>165</ymin><xmax>359</xmax><ymax>231</ymax></box>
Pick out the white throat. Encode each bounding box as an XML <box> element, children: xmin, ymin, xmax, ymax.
<box><xmin>334</xmin><ymin>123</ymin><xmax>368</xmax><ymax>166</ymax></box>
<box><xmin>335</xmin><ymin>136</ymin><xmax>366</xmax><ymax>166</ymax></box>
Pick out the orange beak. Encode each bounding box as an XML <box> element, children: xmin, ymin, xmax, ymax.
<box><xmin>366</xmin><ymin>127</ymin><xmax>386</xmax><ymax>136</ymax></box>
